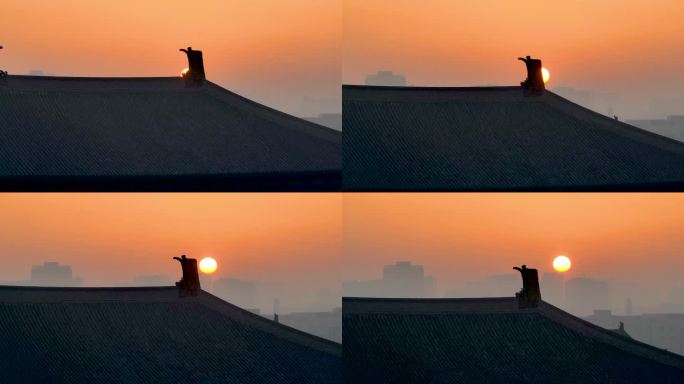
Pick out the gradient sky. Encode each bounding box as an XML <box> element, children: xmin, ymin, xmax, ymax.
<box><xmin>0</xmin><ymin>194</ymin><xmax>341</xmax><ymax>296</ymax></box>
<box><xmin>343</xmin><ymin>0</ymin><xmax>684</xmax><ymax>118</ymax></box>
<box><xmin>1</xmin><ymin>0</ymin><xmax>341</xmax><ymax>116</ymax></box>
<box><xmin>343</xmin><ymin>193</ymin><xmax>684</xmax><ymax>295</ymax></box>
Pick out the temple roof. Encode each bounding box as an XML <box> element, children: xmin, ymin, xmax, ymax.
<box><xmin>0</xmin><ymin>285</ymin><xmax>341</xmax><ymax>383</ymax></box>
<box><xmin>0</xmin><ymin>76</ymin><xmax>341</xmax><ymax>191</ymax></box>
<box><xmin>343</xmin><ymin>85</ymin><xmax>684</xmax><ymax>191</ymax></box>
<box><xmin>343</xmin><ymin>297</ymin><xmax>684</xmax><ymax>383</ymax></box>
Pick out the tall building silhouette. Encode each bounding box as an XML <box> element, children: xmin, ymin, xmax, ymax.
<box><xmin>365</xmin><ymin>70</ymin><xmax>406</xmax><ymax>86</ymax></box>
<box><xmin>343</xmin><ymin>261</ymin><xmax>435</xmax><ymax>298</ymax></box>
<box><xmin>30</xmin><ymin>262</ymin><xmax>81</xmax><ymax>286</ymax></box>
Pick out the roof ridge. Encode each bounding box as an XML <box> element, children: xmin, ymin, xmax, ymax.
<box><xmin>7</xmin><ymin>75</ymin><xmax>180</xmax><ymax>81</ymax></box>
<box><xmin>343</xmin><ymin>84</ymin><xmax>683</xmax><ymax>154</ymax></box>
<box><xmin>344</xmin><ymin>296</ymin><xmax>684</xmax><ymax>369</ymax></box>
<box><xmin>202</xmin><ymin>81</ymin><xmax>342</xmax><ymax>143</ymax></box>
<box><xmin>343</xmin><ymin>84</ymin><xmax>521</xmax><ymax>91</ymax></box>
<box><xmin>0</xmin><ymin>284</ymin><xmax>181</xmax><ymax>303</ymax></box>
<box><xmin>542</xmin><ymin>91</ymin><xmax>684</xmax><ymax>155</ymax></box>
<box><xmin>0</xmin><ymin>285</ymin><xmax>341</xmax><ymax>355</ymax></box>
<box><xmin>343</xmin><ymin>296</ymin><xmax>523</xmax><ymax>315</ymax></box>
<box><xmin>0</xmin><ymin>284</ymin><xmax>175</xmax><ymax>291</ymax></box>
<box><xmin>197</xmin><ymin>290</ymin><xmax>342</xmax><ymax>356</ymax></box>
<box><xmin>343</xmin><ymin>296</ymin><xmax>514</xmax><ymax>303</ymax></box>
<box><xmin>538</xmin><ymin>301</ymin><xmax>684</xmax><ymax>369</ymax></box>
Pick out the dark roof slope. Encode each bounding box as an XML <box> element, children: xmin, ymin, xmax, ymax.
<box><xmin>0</xmin><ymin>286</ymin><xmax>341</xmax><ymax>383</ymax></box>
<box><xmin>343</xmin><ymin>85</ymin><xmax>684</xmax><ymax>191</ymax></box>
<box><xmin>343</xmin><ymin>297</ymin><xmax>684</xmax><ymax>384</ymax></box>
<box><xmin>0</xmin><ymin>76</ymin><xmax>341</xmax><ymax>191</ymax></box>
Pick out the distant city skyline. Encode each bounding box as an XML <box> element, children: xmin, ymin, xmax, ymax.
<box><xmin>0</xmin><ymin>193</ymin><xmax>341</xmax><ymax>313</ymax></box>
<box><xmin>341</xmin><ymin>258</ymin><xmax>684</xmax><ymax>356</ymax></box>
<box><xmin>344</xmin><ymin>1</ymin><xmax>684</xmax><ymax>120</ymax></box>
<box><xmin>2</xmin><ymin>258</ymin><xmax>341</xmax><ymax>315</ymax></box>
<box><xmin>343</xmin><ymin>193</ymin><xmax>684</xmax><ymax>311</ymax></box>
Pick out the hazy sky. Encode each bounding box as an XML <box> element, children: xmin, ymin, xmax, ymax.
<box><xmin>343</xmin><ymin>193</ymin><xmax>684</xmax><ymax>294</ymax></box>
<box><xmin>0</xmin><ymin>193</ymin><xmax>341</xmax><ymax>294</ymax></box>
<box><xmin>1</xmin><ymin>0</ymin><xmax>341</xmax><ymax>116</ymax></box>
<box><xmin>343</xmin><ymin>0</ymin><xmax>684</xmax><ymax>118</ymax></box>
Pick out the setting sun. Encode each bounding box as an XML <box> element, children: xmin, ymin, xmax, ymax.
<box><xmin>552</xmin><ymin>255</ymin><xmax>571</xmax><ymax>272</ymax></box>
<box><xmin>541</xmin><ymin>67</ymin><xmax>550</xmax><ymax>84</ymax></box>
<box><xmin>199</xmin><ymin>257</ymin><xmax>218</xmax><ymax>274</ymax></box>
<box><xmin>180</xmin><ymin>68</ymin><xmax>189</xmax><ymax>78</ymax></box>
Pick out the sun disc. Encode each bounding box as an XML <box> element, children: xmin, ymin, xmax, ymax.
<box><xmin>552</xmin><ymin>255</ymin><xmax>571</xmax><ymax>272</ymax></box>
<box><xmin>181</xmin><ymin>68</ymin><xmax>189</xmax><ymax>77</ymax></box>
<box><xmin>542</xmin><ymin>67</ymin><xmax>550</xmax><ymax>84</ymax></box>
<box><xmin>199</xmin><ymin>257</ymin><xmax>217</xmax><ymax>274</ymax></box>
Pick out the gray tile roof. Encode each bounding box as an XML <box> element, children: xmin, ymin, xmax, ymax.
<box><xmin>343</xmin><ymin>297</ymin><xmax>684</xmax><ymax>383</ymax></box>
<box><xmin>343</xmin><ymin>85</ymin><xmax>684</xmax><ymax>191</ymax></box>
<box><xmin>0</xmin><ymin>76</ymin><xmax>341</xmax><ymax>191</ymax></box>
<box><xmin>0</xmin><ymin>286</ymin><xmax>341</xmax><ymax>383</ymax></box>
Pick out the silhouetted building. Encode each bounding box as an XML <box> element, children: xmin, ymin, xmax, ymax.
<box><xmin>279</xmin><ymin>307</ymin><xmax>342</xmax><ymax>343</ymax></box>
<box><xmin>565</xmin><ymin>277</ymin><xmax>610</xmax><ymax>316</ymax></box>
<box><xmin>627</xmin><ymin>115</ymin><xmax>684</xmax><ymax>143</ymax></box>
<box><xmin>518</xmin><ymin>56</ymin><xmax>545</xmax><ymax>95</ymax></box>
<box><xmin>342</xmin><ymin>84</ymin><xmax>684</xmax><ymax>191</ymax></box>
<box><xmin>179</xmin><ymin>47</ymin><xmax>206</xmax><ymax>86</ymax></box>
<box><xmin>0</xmin><ymin>285</ymin><xmax>340</xmax><ymax>383</ymax></box>
<box><xmin>0</xmin><ymin>73</ymin><xmax>341</xmax><ymax>191</ymax></box>
<box><xmin>173</xmin><ymin>255</ymin><xmax>201</xmax><ymax>297</ymax></box>
<box><xmin>513</xmin><ymin>264</ymin><xmax>540</xmax><ymax>308</ymax></box>
<box><xmin>365</xmin><ymin>70</ymin><xmax>406</xmax><ymax>86</ymax></box>
<box><xmin>383</xmin><ymin>261</ymin><xmax>424</xmax><ymax>297</ymax></box>
<box><xmin>343</xmin><ymin>297</ymin><xmax>684</xmax><ymax>382</ymax></box>
<box><xmin>343</xmin><ymin>261</ymin><xmax>435</xmax><ymax>298</ymax></box>
<box><xmin>30</xmin><ymin>261</ymin><xmax>81</xmax><ymax>286</ymax></box>
<box><xmin>587</xmin><ymin>310</ymin><xmax>684</xmax><ymax>356</ymax></box>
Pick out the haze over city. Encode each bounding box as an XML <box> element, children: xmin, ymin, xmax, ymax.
<box><xmin>344</xmin><ymin>0</ymin><xmax>684</xmax><ymax>120</ymax></box>
<box><xmin>343</xmin><ymin>193</ymin><xmax>684</xmax><ymax>314</ymax></box>
<box><xmin>1</xmin><ymin>0</ymin><xmax>341</xmax><ymax>117</ymax></box>
<box><xmin>0</xmin><ymin>193</ymin><xmax>341</xmax><ymax>313</ymax></box>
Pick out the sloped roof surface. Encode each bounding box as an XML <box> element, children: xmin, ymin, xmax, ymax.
<box><xmin>343</xmin><ymin>85</ymin><xmax>684</xmax><ymax>191</ymax></box>
<box><xmin>0</xmin><ymin>286</ymin><xmax>341</xmax><ymax>384</ymax></box>
<box><xmin>343</xmin><ymin>297</ymin><xmax>684</xmax><ymax>384</ymax></box>
<box><xmin>0</xmin><ymin>76</ymin><xmax>341</xmax><ymax>190</ymax></box>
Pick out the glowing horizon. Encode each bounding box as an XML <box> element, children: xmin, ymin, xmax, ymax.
<box><xmin>0</xmin><ymin>193</ymin><xmax>341</xmax><ymax>290</ymax></box>
<box><xmin>343</xmin><ymin>193</ymin><xmax>684</xmax><ymax>292</ymax></box>
<box><xmin>343</xmin><ymin>0</ymin><xmax>684</xmax><ymax>118</ymax></box>
<box><xmin>2</xmin><ymin>0</ymin><xmax>341</xmax><ymax>116</ymax></box>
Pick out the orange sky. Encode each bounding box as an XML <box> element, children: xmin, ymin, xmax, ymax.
<box><xmin>1</xmin><ymin>0</ymin><xmax>341</xmax><ymax>116</ymax></box>
<box><xmin>343</xmin><ymin>0</ymin><xmax>684</xmax><ymax>118</ymax></box>
<box><xmin>343</xmin><ymin>193</ymin><xmax>684</xmax><ymax>292</ymax></box>
<box><xmin>0</xmin><ymin>193</ymin><xmax>341</xmax><ymax>291</ymax></box>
